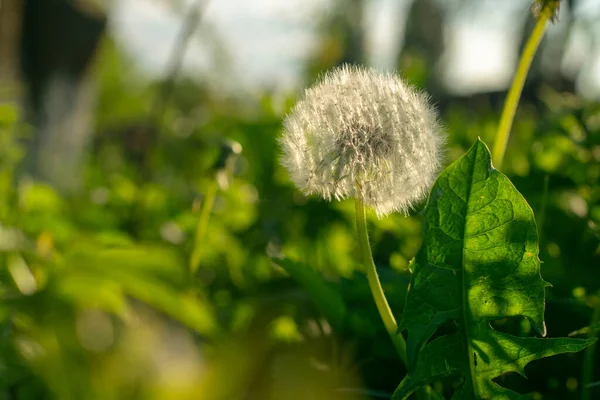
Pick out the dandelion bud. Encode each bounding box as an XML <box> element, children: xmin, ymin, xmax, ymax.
<box><xmin>280</xmin><ymin>65</ymin><xmax>444</xmax><ymax>217</ymax></box>
<box><xmin>532</xmin><ymin>0</ymin><xmax>560</xmax><ymax>23</ymax></box>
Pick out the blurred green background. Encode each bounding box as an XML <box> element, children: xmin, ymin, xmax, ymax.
<box><xmin>0</xmin><ymin>0</ymin><xmax>599</xmax><ymax>399</ymax></box>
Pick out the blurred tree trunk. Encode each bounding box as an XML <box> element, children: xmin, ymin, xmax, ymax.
<box><xmin>0</xmin><ymin>0</ymin><xmax>24</xmax><ymax>104</ymax></box>
<box><xmin>338</xmin><ymin>0</ymin><xmax>365</xmax><ymax>66</ymax></box>
<box><xmin>307</xmin><ymin>0</ymin><xmax>366</xmax><ymax>79</ymax></box>
<box><xmin>398</xmin><ymin>0</ymin><xmax>444</xmax><ymax>93</ymax></box>
<box><xmin>18</xmin><ymin>0</ymin><xmax>106</xmax><ymax>193</ymax></box>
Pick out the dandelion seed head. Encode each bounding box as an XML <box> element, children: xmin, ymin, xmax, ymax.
<box><xmin>280</xmin><ymin>65</ymin><xmax>445</xmax><ymax>217</ymax></box>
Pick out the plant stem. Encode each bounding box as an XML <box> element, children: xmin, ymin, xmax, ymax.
<box><xmin>492</xmin><ymin>9</ymin><xmax>550</xmax><ymax>169</ymax></box>
<box><xmin>189</xmin><ymin>181</ymin><xmax>218</xmax><ymax>276</ymax></box>
<box><xmin>143</xmin><ymin>0</ymin><xmax>210</xmax><ymax>178</ymax></box>
<box><xmin>354</xmin><ymin>197</ymin><xmax>407</xmax><ymax>365</ymax></box>
<box><xmin>151</xmin><ymin>0</ymin><xmax>209</xmax><ymax>125</ymax></box>
<box><xmin>355</xmin><ymin>199</ymin><xmax>442</xmax><ymax>400</ymax></box>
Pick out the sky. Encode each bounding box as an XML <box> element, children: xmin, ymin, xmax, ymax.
<box><xmin>108</xmin><ymin>0</ymin><xmax>600</xmax><ymax>98</ymax></box>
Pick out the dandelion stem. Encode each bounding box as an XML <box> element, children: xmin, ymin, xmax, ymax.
<box><xmin>492</xmin><ymin>8</ymin><xmax>550</xmax><ymax>169</ymax></box>
<box><xmin>355</xmin><ymin>197</ymin><xmax>408</xmax><ymax>365</ymax></box>
<box><xmin>190</xmin><ymin>181</ymin><xmax>218</xmax><ymax>276</ymax></box>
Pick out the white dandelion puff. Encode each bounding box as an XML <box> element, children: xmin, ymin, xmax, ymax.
<box><xmin>280</xmin><ymin>65</ymin><xmax>445</xmax><ymax>217</ymax></box>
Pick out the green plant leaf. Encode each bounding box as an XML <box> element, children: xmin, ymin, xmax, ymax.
<box><xmin>57</xmin><ymin>243</ymin><xmax>216</xmax><ymax>335</ymax></box>
<box><xmin>393</xmin><ymin>139</ymin><xmax>596</xmax><ymax>400</ymax></box>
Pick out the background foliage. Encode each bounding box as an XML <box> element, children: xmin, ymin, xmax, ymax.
<box><xmin>0</xmin><ymin>0</ymin><xmax>599</xmax><ymax>399</ymax></box>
